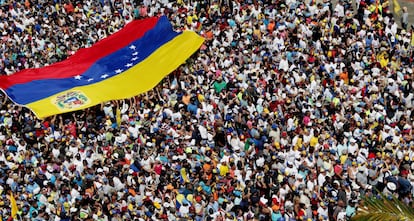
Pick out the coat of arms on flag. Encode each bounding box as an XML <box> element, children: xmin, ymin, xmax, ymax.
<box><xmin>53</xmin><ymin>90</ymin><xmax>90</xmax><ymax>110</ymax></box>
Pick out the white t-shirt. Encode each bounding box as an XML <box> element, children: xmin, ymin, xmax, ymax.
<box><xmin>103</xmin><ymin>105</ymin><xmax>114</xmax><ymax>118</ymax></box>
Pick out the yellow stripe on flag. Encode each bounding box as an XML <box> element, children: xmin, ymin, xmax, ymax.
<box><xmin>26</xmin><ymin>31</ymin><xmax>204</xmax><ymax>119</ymax></box>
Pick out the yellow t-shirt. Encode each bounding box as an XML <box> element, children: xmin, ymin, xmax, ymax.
<box><xmin>219</xmin><ymin>164</ymin><xmax>229</xmax><ymax>176</ymax></box>
<box><xmin>295</xmin><ymin>138</ymin><xmax>303</xmax><ymax>150</ymax></box>
<box><xmin>310</xmin><ymin>136</ymin><xmax>319</xmax><ymax>147</ymax></box>
<box><xmin>340</xmin><ymin>155</ymin><xmax>348</xmax><ymax>165</ymax></box>
<box><xmin>253</xmin><ymin>28</ymin><xmax>261</xmax><ymax>39</ymax></box>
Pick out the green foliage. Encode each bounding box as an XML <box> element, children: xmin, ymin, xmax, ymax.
<box><xmin>352</xmin><ymin>193</ymin><xmax>414</xmax><ymax>221</ymax></box>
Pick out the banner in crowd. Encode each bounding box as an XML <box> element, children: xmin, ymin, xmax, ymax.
<box><xmin>393</xmin><ymin>0</ymin><xmax>401</xmax><ymax>14</ymax></box>
<box><xmin>11</xmin><ymin>193</ymin><xmax>18</xmax><ymax>219</ymax></box>
<box><xmin>0</xmin><ymin>16</ymin><xmax>204</xmax><ymax>118</ymax></box>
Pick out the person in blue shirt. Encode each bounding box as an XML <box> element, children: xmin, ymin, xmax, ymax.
<box><xmin>26</xmin><ymin>178</ymin><xmax>40</xmax><ymax>194</ymax></box>
<box><xmin>187</xmin><ymin>100</ymin><xmax>198</xmax><ymax>115</ymax></box>
<box><xmin>345</xmin><ymin>200</ymin><xmax>357</xmax><ymax>220</ymax></box>
<box><xmin>271</xmin><ymin>205</ymin><xmax>283</xmax><ymax>221</ymax></box>
<box><xmin>398</xmin><ymin>170</ymin><xmax>413</xmax><ymax>199</ymax></box>
<box><xmin>29</xmin><ymin>200</ymin><xmax>39</xmax><ymax>219</ymax></box>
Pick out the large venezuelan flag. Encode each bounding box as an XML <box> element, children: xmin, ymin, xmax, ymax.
<box><xmin>0</xmin><ymin>16</ymin><xmax>204</xmax><ymax>118</ymax></box>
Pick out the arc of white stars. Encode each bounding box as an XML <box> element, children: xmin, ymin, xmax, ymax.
<box><xmin>125</xmin><ymin>63</ymin><xmax>133</xmax><ymax>68</ymax></box>
<box><xmin>74</xmin><ymin>75</ymin><xmax>82</xmax><ymax>80</ymax></box>
<box><xmin>115</xmin><ymin>69</ymin><xmax>123</xmax><ymax>74</ymax></box>
<box><xmin>129</xmin><ymin>45</ymin><xmax>136</xmax><ymax>50</ymax></box>
<box><xmin>131</xmin><ymin>57</ymin><xmax>139</xmax><ymax>61</ymax></box>
<box><xmin>101</xmin><ymin>74</ymin><xmax>109</xmax><ymax>79</ymax></box>
<box><xmin>87</xmin><ymin>78</ymin><xmax>94</xmax><ymax>82</ymax></box>
<box><xmin>132</xmin><ymin>51</ymin><xmax>139</xmax><ymax>56</ymax></box>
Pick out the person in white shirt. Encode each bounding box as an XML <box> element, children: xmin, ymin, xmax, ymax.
<box><xmin>318</xmin><ymin>169</ymin><xmax>327</xmax><ymax>187</ymax></box>
<box><xmin>348</xmin><ymin>138</ymin><xmax>359</xmax><ymax>156</ymax></box>
<box><xmin>128</xmin><ymin>122</ymin><xmax>139</xmax><ymax>139</ymax></box>
<box><xmin>317</xmin><ymin>202</ymin><xmax>329</xmax><ymax>218</ymax></box>
<box><xmin>334</xmin><ymin>1</ymin><xmax>345</xmax><ymax>18</ymax></box>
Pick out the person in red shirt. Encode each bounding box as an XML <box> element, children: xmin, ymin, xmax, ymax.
<box><xmin>63</xmin><ymin>1</ymin><xmax>74</xmax><ymax>14</ymax></box>
<box><xmin>153</xmin><ymin>160</ymin><xmax>163</xmax><ymax>175</ymax></box>
<box><xmin>60</xmin><ymin>115</ymin><xmax>77</xmax><ymax>138</ymax></box>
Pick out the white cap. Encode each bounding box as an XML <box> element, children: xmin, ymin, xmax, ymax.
<box><xmin>387</xmin><ymin>182</ymin><xmax>397</xmax><ymax>191</ymax></box>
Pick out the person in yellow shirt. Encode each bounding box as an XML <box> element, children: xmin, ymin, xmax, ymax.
<box><xmin>294</xmin><ymin>134</ymin><xmax>303</xmax><ymax>150</ymax></box>
<box><xmin>219</xmin><ymin>161</ymin><xmax>229</xmax><ymax>177</ymax></box>
<box><xmin>253</xmin><ymin>24</ymin><xmax>262</xmax><ymax>40</ymax></box>
<box><xmin>377</xmin><ymin>51</ymin><xmax>389</xmax><ymax>68</ymax></box>
<box><xmin>310</xmin><ymin>130</ymin><xmax>319</xmax><ymax>148</ymax></box>
<box><xmin>186</xmin><ymin>11</ymin><xmax>198</xmax><ymax>26</ymax></box>
<box><xmin>339</xmin><ymin>151</ymin><xmax>348</xmax><ymax>164</ymax></box>
<box><xmin>389</xmin><ymin>56</ymin><xmax>400</xmax><ymax>72</ymax></box>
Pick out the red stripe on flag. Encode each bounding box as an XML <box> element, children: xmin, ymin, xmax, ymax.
<box><xmin>0</xmin><ymin>16</ymin><xmax>160</xmax><ymax>89</ymax></box>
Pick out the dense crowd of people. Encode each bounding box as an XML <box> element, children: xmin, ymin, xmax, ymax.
<box><xmin>0</xmin><ymin>0</ymin><xmax>413</xmax><ymax>220</ymax></box>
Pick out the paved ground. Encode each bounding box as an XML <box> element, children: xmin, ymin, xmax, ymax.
<box><xmin>328</xmin><ymin>0</ymin><xmax>414</xmax><ymax>29</ymax></box>
<box><xmin>399</xmin><ymin>0</ymin><xmax>414</xmax><ymax>26</ymax></box>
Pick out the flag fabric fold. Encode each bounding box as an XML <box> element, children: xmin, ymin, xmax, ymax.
<box><xmin>0</xmin><ymin>16</ymin><xmax>204</xmax><ymax>118</ymax></box>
